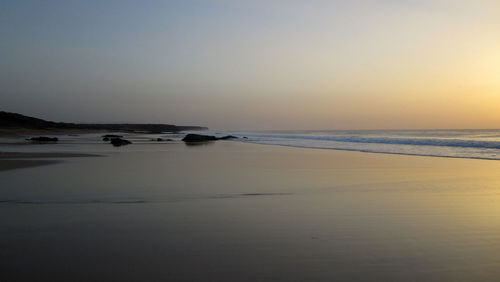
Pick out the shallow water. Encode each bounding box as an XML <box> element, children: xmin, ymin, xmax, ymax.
<box><xmin>2</xmin><ymin>138</ymin><xmax>500</xmax><ymax>281</ymax></box>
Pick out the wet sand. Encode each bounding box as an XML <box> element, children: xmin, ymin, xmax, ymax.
<box><xmin>0</xmin><ymin>152</ymin><xmax>100</xmax><ymax>171</ymax></box>
<box><xmin>0</xmin><ymin>159</ymin><xmax>62</xmax><ymax>172</ymax></box>
<box><xmin>2</xmin><ymin>141</ymin><xmax>500</xmax><ymax>281</ymax></box>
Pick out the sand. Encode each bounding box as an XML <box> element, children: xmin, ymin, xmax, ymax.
<box><xmin>0</xmin><ymin>152</ymin><xmax>100</xmax><ymax>171</ymax></box>
<box><xmin>2</xmin><ymin>141</ymin><xmax>500</xmax><ymax>281</ymax></box>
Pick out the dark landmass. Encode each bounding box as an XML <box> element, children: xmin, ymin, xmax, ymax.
<box><xmin>0</xmin><ymin>111</ymin><xmax>208</xmax><ymax>135</ymax></box>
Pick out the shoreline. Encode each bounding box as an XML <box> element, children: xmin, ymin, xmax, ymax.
<box><xmin>2</xmin><ymin>126</ymin><xmax>500</xmax><ymax>162</ymax></box>
<box><xmin>1</xmin><ymin>138</ymin><xmax>498</xmax><ymax>173</ymax></box>
<box><xmin>1</xmin><ymin>130</ymin><xmax>499</xmax><ymax>174</ymax></box>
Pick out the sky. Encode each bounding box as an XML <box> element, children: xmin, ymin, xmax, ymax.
<box><xmin>1</xmin><ymin>0</ymin><xmax>499</xmax><ymax>130</ymax></box>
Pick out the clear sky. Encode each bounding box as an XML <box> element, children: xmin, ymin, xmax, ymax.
<box><xmin>1</xmin><ymin>0</ymin><xmax>499</xmax><ymax>130</ymax></box>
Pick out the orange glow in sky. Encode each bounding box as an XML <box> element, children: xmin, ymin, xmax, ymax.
<box><xmin>1</xmin><ymin>0</ymin><xmax>499</xmax><ymax>129</ymax></box>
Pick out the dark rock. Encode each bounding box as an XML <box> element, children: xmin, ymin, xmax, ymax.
<box><xmin>218</xmin><ymin>135</ymin><xmax>238</xmax><ymax>140</ymax></box>
<box><xmin>27</xmin><ymin>136</ymin><xmax>58</xmax><ymax>142</ymax></box>
<box><xmin>102</xmin><ymin>134</ymin><xmax>123</xmax><ymax>138</ymax></box>
<box><xmin>182</xmin><ymin>134</ymin><xmax>239</xmax><ymax>142</ymax></box>
<box><xmin>102</xmin><ymin>137</ymin><xmax>110</xmax><ymax>141</ymax></box>
<box><xmin>157</xmin><ymin>138</ymin><xmax>163</xmax><ymax>141</ymax></box>
<box><xmin>182</xmin><ymin>134</ymin><xmax>218</xmax><ymax>142</ymax></box>
<box><xmin>243</xmin><ymin>137</ymin><xmax>248</xmax><ymax>139</ymax></box>
<box><xmin>110</xmin><ymin>137</ymin><xmax>132</xmax><ymax>147</ymax></box>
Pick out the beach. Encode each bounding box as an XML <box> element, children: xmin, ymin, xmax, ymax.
<box><xmin>3</xmin><ymin>1</ymin><xmax>498</xmax><ymax>280</ymax></box>
<box><xmin>2</xmin><ymin>139</ymin><xmax>500</xmax><ymax>281</ymax></box>
<box><xmin>0</xmin><ymin>152</ymin><xmax>100</xmax><ymax>171</ymax></box>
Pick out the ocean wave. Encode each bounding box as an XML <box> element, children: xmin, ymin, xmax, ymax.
<box><xmin>239</xmin><ymin>133</ymin><xmax>500</xmax><ymax>149</ymax></box>
<box><xmin>222</xmin><ymin>130</ymin><xmax>500</xmax><ymax>160</ymax></box>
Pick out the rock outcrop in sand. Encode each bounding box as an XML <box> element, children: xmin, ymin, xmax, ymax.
<box><xmin>27</xmin><ymin>136</ymin><xmax>59</xmax><ymax>142</ymax></box>
<box><xmin>182</xmin><ymin>134</ymin><xmax>238</xmax><ymax>142</ymax></box>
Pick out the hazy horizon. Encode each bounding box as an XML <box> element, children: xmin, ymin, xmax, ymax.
<box><xmin>2</xmin><ymin>0</ymin><xmax>499</xmax><ymax>130</ymax></box>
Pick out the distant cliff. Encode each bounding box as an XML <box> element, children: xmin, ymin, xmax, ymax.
<box><xmin>0</xmin><ymin>111</ymin><xmax>208</xmax><ymax>133</ymax></box>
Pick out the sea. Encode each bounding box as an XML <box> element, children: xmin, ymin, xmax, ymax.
<box><xmin>220</xmin><ymin>129</ymin><xmax>500</xmax><ymax>160</ymax></box>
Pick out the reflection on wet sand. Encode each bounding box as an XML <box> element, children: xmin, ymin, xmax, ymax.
<box><xmin>2</xmin><ymin>141</ymin><xmax>500</xmax><ymax>281</ymax></box>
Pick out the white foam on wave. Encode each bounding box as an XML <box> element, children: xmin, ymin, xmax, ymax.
<box><xmin>227</xmin><ymin>130</ymin><xmax>500</xmax><ymax>160</ymax></box>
